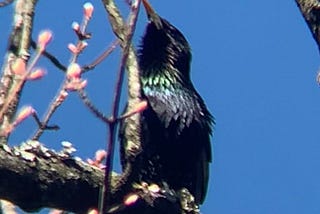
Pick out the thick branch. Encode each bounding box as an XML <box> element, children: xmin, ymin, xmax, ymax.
<box><xmin>296</xmin><ymin>0</ymin><xmax>320</xmax><ymax>51</ymax></box>
<box><xmin>0</xmin><ymin>142</ymin><xmax>196</xmax><ymax>214</ymax></box>
<box><xmin>0</xmin><ymin>143</ymin><xmax>106</xmax><ymax>213</ymax></box>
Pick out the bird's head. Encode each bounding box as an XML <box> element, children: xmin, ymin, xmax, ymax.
<box><xmin>139</xmin><ymin>0</ymin><xmax>192</xmax><ymax>83</ymax></box>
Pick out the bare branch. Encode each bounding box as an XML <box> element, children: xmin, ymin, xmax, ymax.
<box><xmin>101</xmin><ymin>0</ymin><xmax>143</xmax><ymax>198</ymax></box>
<box><xmin>101</xmin><ymin>0</ymin><xmax>142</xmax><ymax>211</ymax></box>
<box><xmin>296</xmin><ymin>0</ymin><xmax>320</xmax><ymax>51</ymax></box>
<box><xmin>0</xmin><ymin>0</ymin><xmax>38</xmax><ymax>144</ymax></box>
<box><xmin>31</xmin><ymin>40</ymin><xmax>67</xmax><ymax>72</ymax></box>
<box><xmin>0</xmin><ymin>142</ymin><xmax>197</xmax><ymax>214</ymax></box>
<box><xmin>82</xmin><ymin>39</ymin><xmax>120</xmax><ymax>73</ymax></box>
<box><xmin>0</xmin><ymin>143</ymin><xmax>105</xmax><ymax>213</ymax></box>
<box><xmin>77</xmin><ymin>89</ymin><xmax>110</xmax><ymax>123</ymax></box>
<box><xmin>32</xmin><ymin>90</ymin><xmax>67</xmax><ymax>140</ymax></box>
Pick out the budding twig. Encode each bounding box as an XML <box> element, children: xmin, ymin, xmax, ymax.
<box><xmin>32</xmin><ymin>90</ymin><xmax>68</xmax><ymax>140</ymax></box>
<box><xmin>77</xmin><ymin>89</ymin><xmax>110</xmax><ymax>123</ymax></box>
<box><xmin>0</xmin><ymin>30</ymin><xmax>52</xmax><ymax>128</ymax></box>
<box><xmin>31</xmin><ymin>40</ymin><xmax>67</xmax><ymax>72</ymax></box>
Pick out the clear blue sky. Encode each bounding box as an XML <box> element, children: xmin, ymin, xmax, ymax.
<box><xmin>1</xmin><ymin>1</ymin><xmax>320</xmax><ymax>214</ymax></box>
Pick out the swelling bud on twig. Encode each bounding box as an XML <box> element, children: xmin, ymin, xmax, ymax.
<box><xmin>66</xmin><ymin>63</ymin><xmax>82</xmax><ymax>79</ymax></box>
<box><xmin>27</xmin><ymin>68</ymin><xmax>46</xmax><ymax>80</ymax></box>
<box><xmin>124</xmin><ymin>194</ymin><xmax>139</xmax><ymax>206</ymax></box>
<box><xmin>87</xmin><ymin>149</ymin><xmax>107</xmax><ymax>169</ymax></box>
<box><xmin>72</xmin><ymin>21</ymin><xmax>80</xmax><ymax>33</ymax></box>
<box><xmin>14</xmin><ymin>106</ymin><xmax>35</xmax><ymax>126</ymax></box>
<box><xmin>68</xmin><ymin>43</ymin><xmax>78</xmax><ymax>54</ymax></box>
<box><xmin>37</xmin><ymin>30</ymin><xmax>53</xmax><ymax>52</ymax></box>
<box><xmin>83</xmin><ymin>2</ymin><xmax>94</xmax><ymax>20</ymax></box>
<box><xmin>119</xmin><ymin>100</ymin><xmax>148</xmax><ymax>119</ymax></box>
<box><xmin>11</xmin><ymin>58</ymin><xmax>26</xmax><ymax>75</ymax></box>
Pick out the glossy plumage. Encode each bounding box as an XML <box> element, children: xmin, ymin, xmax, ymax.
<box><xmin>120</xmin><ymin>0</ymin><xmax>214</xmax><ymax>205</ymax></box>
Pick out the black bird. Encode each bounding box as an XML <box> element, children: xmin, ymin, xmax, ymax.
<box><xmin>120</xmin><ymin>0</ymin><xmax>214</xmax><ymax>205</ymax></box>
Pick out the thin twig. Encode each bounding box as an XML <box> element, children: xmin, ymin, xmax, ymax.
<box><xmin>77</xmin><ymin>89</ymin><xmax>110</xmax><ymax>123</ymax></box>
<box><xmin>32</xmin><ymin>111</ymin><xmax>59</xmax><ymax>131</ymax></box>
<box><xmin>70</xmin><ymin>12</ymin><xmax>91</xmax><ymax>64</ymax></box>
<box><xmin>32</xmin><ymin>4</ymin><xmax>95</xmax><ymax>140</ymax></box>
<box><xmin>32</xmin><ymin>89</ymin><xmax>67</xmax><ymax>140</ymax></box>
<box><xmin>101</xmin><ymin>0</ymin><xmax>142</xmax><ymax>212</ymax></box>
<box><xmin>0</xmin><ymin>0</ymin><xmax>14</xmax><ymax>7</ymax></box>
<box><xmin>82</xmin><ymin>39</ymin><xmax>120</xmax><ymax>73</ymax></box>
<box><xmin>31</xmin><ymin>40</ymin><xmax>67</xmax><ymax>72</ymax></box>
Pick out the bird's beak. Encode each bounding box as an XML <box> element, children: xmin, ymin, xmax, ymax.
<box><xmin>142</xmin><ymin>0</ymin><xmax>163</xmax><ymax>29</ymax></box>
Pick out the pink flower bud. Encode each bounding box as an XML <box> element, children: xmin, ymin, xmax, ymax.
<box><xmin>79</xmin><ymin>41</ymin><xmax>88</xmax><ymax>50</ymax></box>
<box><xmin>95</xmin><ymin>150</ymin><xmax>107</xmax><ymax>162</ymax></box>
<box><xmin>68</xmin><ymin>43</ymin><xmax>78</xmax><ymax>54</ymax></box>
<box><xmin>83</xmin><ymin>2</ymin><xmax>94</xmax><ymax>19</ymax></box>
<box><xmin>37</xmin><ymin>30</ymin><xmax>53</xmax><ymax>52</ymax></box>
<box><xmin>134</xmin><ymin>100</ymin><xmax>148</xmax><ymax>113</ymax></box>
<box><xmin>14</xmin><ymin>106</ymin><xmax>35</xmax><ymax>125</ymax></box>
<box><xmin>71</xmin><ymin>21</ymin><xmax>80</xmax><ymax>32</ymax></box>
<box><xmin>27</xmin><ymin>68</ymin><xmax>46</xmax><ymax>80</ymax></box>
<box><xmin>124</xmin><ymin>194</ymin><xmax>139</xmax><ymax>206</ymax></box>
<box><xmin>66</xmin><ymin>63</ymin><xmax>81</xmax><ymax>79</ymax></box>
<box><xmin>120</xmin><ymin>100</ymin><xmax>148</xmax><ymax>119</ymax></box>
<box><xmin>11</xmin><ymin>58</ymin><xmax>26</xmax><ymax>75</ymax></box>
<box><xmin>78</xmin><ymin>79</ymin><xmax>88</xmax><ymax>89</ymax></box>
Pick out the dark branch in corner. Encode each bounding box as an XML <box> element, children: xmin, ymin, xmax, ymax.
<box><xmin>296</xmin><ymin>0</ymin><xmax>320</xmax><ymax>51</ymax></box>
<box><xmin>0</xmin><ymin>143</ymin><xmax>105</xmax><ymax>213</ymax></box>
<box><xmin>295</xmin><ymin>0</ymin><xmax>320</xmax><ymax>82</ymax></box>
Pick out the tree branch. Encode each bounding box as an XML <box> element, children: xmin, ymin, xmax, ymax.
<box><xmin>296</xmin><ymin>0</ymin><xmax>320</xmax><ymax>51</ymax></box>
<box><xmin>0</xmin><ymin>0</ymin><xmax>38</xmax><ymax>144</ymax></box>
<box><xmin>101</xmin><ymin>0</ymin><xmax>143</xmax><ymax>199</ymax></box>
<box><xmin>0</xmin><ymin>142</ymin><xmax>106</xmax><ymax>213</ymax></box>
<box><xmin>0</xmin><ymin>141</ymin><xmax>198</xmax><ymax>214</ymax></box>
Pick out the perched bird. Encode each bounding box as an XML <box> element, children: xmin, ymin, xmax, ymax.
<box><xmin>120</xmin><ymin>0</ymin><xmax>214</xmax><ymax>205</ymax></box>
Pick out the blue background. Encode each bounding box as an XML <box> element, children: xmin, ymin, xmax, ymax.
<box><xmin>1</xmin><ymin>1</ymin><xmax>320</xmax><ymax>213</ymax></box>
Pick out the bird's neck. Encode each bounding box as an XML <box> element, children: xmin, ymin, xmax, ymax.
<box><xmin>141</xmin><ymin>65</ymin><xmax>190</xmax><ymax>90</ymax></box>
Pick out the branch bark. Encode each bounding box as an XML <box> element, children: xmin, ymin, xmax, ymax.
<box><xmin>101</xmin><ymin>0</ymin><xmax>143</xmax><ymax>198</ymax></box>
<box><xmin>0</xmin><ymin>142</ymin><xmax>105</xmax><ymax>213</ymax></box>
<box><xmin>0</xmin><ymin>141</ymin><xmax>197</xmax><ymax>214</ymax></box>
<box><xmin>296</xmin><ymin>0</ymin><xmax>320</xmax><ymax>51</ymax></box>
<box><xmin>0</xmin><ymin>0</ymin><xmax>38</xmax><ymax>143</ymax></box>
<box><xmin>101</xmin><ymin>0</ymin><xmax>142</xmax><ymax>159</ymax></box>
